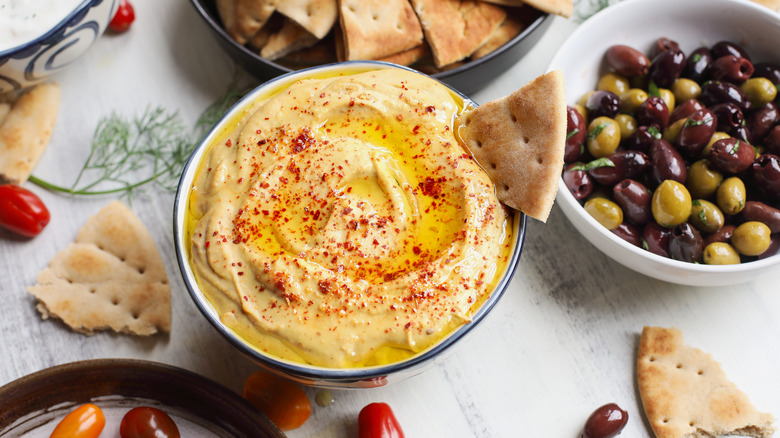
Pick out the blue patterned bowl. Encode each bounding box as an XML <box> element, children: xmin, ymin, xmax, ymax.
<box><xmin>0</xmin><ymin>0</ymin><xmax>118</xmax><ymax>93</ymax></box>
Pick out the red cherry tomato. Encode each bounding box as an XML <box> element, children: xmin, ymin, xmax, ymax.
<box><xmin>358</xmin><ymin>402</ymin><xmax>405</xmax><ymax>438</ymax></box>
<box><xmin>242</xmin><ymin>370</ymin><xmax>311</xmax><ymax>431</ymax></box>
<box><xmin>109</xmin><ymin>0</ymin><xmax>135</xmax><ymax>33</ymax></box>
<box><xmin>50</xmin><ymin>403</ymin><xmax>105</xmax><ymax>438</ymax></box>
<box><xmin>0</xmin><ymin>184</ymin><xmax>50</xmax><ymax>237</ymax></box>
<box><xmin>120</xmin><ymin>406</ymin><xmax>180</xmax><ymax>438</ymax></box>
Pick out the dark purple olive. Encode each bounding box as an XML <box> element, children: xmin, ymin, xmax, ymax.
<box><xmin>700</xmin><ymin>80</ymin><xmax>751</xmax><ymax>111</ymax></box>
<box><xmin>703</xmin><ymin>224</ymin><xmax>736</xmax><ymax>247</ymax></box>
<box><xmin>612</xmin><ymin>223</ymin><xmax>642</xmax><ymax>247</ymax></box>
<box><xmin>637</xmin><ymin>96</ymin><xmax>670</xmax><ymax>128</ymax></box>
<box><xmin>753</xmin><ymin>62</ymin><xmax>780</xmax><ymax>85</ymax></box>
<box><xmin>747</xmin><ymin>102</ymin><xmax>780</xmax><ymax>142</ymax></box>
<box><xmin>588</xmin><ymin>151</ymin><xmax>650</xmax><ymax>186</ymax></box>
<box><xmin>581</xmin><ymin>403</ymin><xmax>629</xmax><ymax>438</ymax></box>
<box><xmin>711</xmin><ymin>41</ymin><xmax>751</xmax><ymax>61</ymax></box>
<box><xmin>626</xmin><ymin>124</ymin><xmax>662</xmax><ymax>153</ymax></box>
<box><xmin>757</xmin><ymin>235</ymin><xmax>780</xmax><ymax>259</ymax></box>
<box><xmin>586</xmin><ymin>90</ymin><xmax>621</xmax><ymax>119</ymax></box>
<box><xmin>643</xmin><ymin>222</ymin><xmax>671</xmax><ymax>257</ymax></box>
<box><xmin>741</xmin><ymin>201</ymin><xmax>780</xmax><ymax>233</ymax></box>
<box><xmin>710</xmin><ymin>56</ymin><xmax>754</xmax><ymax>82</ymax></box>
<box><xmin>670</xmin><ymin>99</ymin><xmax>705</xmax><ymax>124</ymax></box>
<box><xmin>668</xmin><ymin>222</ymin><xmax>704</xmax><ymax>263</ymax></box>
<box><xmin>651</xmin><ymin>37</ymin><xmax>680</xmax><ymax>59</ymax></box>
<box><xmin>730</xmin><ymin>124</ymin><xmax>753</xmax><ymax>144</ymax></box>
<box><xmin>710</xmin><ymin>102</ymin><xmax>745</xmax><ymax>133</ymax></box>
<box><xmin>765</xmin><ymin>126</ymin><xmax>780</xmax><ymax>155</ymax></box>
<box><xmin>752</xmin><ymin>154</ymin><xmax>780</xmax><ymax>199</ymax></box>
<box><xmin>649</xmin><ymin>138</ymin><xmax>687</xmax><ymax>184</ymax></box>
<box><xmin>649</xmin><ymin>47</ymin><xmax>686</xmax><ymax>88</ymax></box>
<box><xmin>613</xmin><ymin>179</ymin><xmax>652</xmax><ymax>225</ymax></box>
<box><xmin>563</xmin><ymin>163</ymin><xmax>594</xmax><ymax>200</ymax></box>
<box><xmin>710</xmin><ymin>138</ymin><xmax>756</xmax><ymax>174</ymax></box>
<box><xmin>684</xmin><ymin>47</ymin><xmax>713</xmax><ymax>82</ymax></box>
<box><xmin>676</xmin><ymin>109</ymin><xmax>717</xmax><ymax>157</ymax></box>
<box><xmin>605</xmin><ymin>44</ymin><xmax>650</xmax><ymax>77</ymax></box>
<box><xmin>565</xmin><ymin>106</ymin><xmax>587</xmax><ymax>162</ymax></box>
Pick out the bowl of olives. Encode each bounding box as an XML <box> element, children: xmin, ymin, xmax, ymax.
<box><xmin>549</xmin><ymin>0</ymin><xmax>780</xmax><ymax>286</ymax></box>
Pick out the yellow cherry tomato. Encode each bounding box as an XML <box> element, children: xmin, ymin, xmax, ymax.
<box><xmin>50</xmin><ymin>403</ymin><xmax>105</xmax><ymax>438</ymax></box>
<box><xmin>243</xmin><ymin>370</ymin><xmax>312</xmax><ymax>431</ymax></box>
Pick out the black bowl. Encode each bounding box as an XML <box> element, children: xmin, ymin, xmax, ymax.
<box><xmin>189</xmin><ymin>0</ymin><xmax>552</xmax><ymax>95</ymax></box>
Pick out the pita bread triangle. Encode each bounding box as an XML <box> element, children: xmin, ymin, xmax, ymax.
<box><xmin>637</xmin><ymin>327</ymin><xmax>775</xmax><ymax>438</ymax></box>
<box><xmin>28</xmin><ymin>201</ymin><xmax>171</xmax><ymax>336</ymax></box>
<box><xmin>456</xmin><ymin>69</ymin><xmax>566</xmax><ymax>222</ymax></box>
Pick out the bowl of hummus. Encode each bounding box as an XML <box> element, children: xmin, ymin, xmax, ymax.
<box><xmin>174</xmin><ymin>61</ymin><xmax>526</xmax><ymax>387</ymax></box>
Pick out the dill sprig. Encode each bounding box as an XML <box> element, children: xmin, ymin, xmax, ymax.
<box><xmin>573</xmin><ymin>0</ymin><xmax>623</xmax><ymax>22</ymax></box>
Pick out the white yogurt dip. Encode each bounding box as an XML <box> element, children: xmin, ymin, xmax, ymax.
<box><xmin>0</xmin><ymin>0</ymin><xmax>86</xmax><ymax>52</ymax></box>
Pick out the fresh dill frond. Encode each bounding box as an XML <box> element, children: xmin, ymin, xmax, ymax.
<box><xmin>573</xmin><ymin>0</ymin><xmax>623</xmax><ymax>22</ymax></box>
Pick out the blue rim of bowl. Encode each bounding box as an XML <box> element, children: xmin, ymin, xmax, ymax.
<box><xmin>0</xmin><ymin>0</ymin><xmax>112</xmax><ymax>58</ymax></box>
<box><xmin>549</xmin><ymin>0</ymin><xmax>780</xmax><ymax>276</ymax></box>
<box><xmin>173</xmin><ymin>60</ymin><xmax>527</xmax><ymax>382</ymax></box>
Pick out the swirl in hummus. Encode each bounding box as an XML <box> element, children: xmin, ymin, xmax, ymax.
<box><xmin>187</xmin><ymin>67</ymin><xmax>515</xmax><ymax>368</ymax></box>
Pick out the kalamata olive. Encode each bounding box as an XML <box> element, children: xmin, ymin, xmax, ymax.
<box><xmin>626</xmin><ymin>124</ymin><xmax>662</xmax><ymax>153</ymax></box>
<box><xmin>747</xmin><ymin>102</ymin><xmax>780</xmax><ymax>143</ymax></box>
<box><xmin>703</xmin><ymin>242</ymin><xmax>741</xmax><ymax>265</ymax></box>
<box><xmin>757</xmin><ymin>234</ymin><xmax>780</xmax><ymax>259</ymax></box>
<box><xmin>586</xmin><ymin>90</ymin><xmax>621</xmax><ymax>119</ymax></box>
<box><xmin>588</xmin><ymin>151</ymin><xmax>650</xmax><ymax>186</ymax></box>
<box><xmin>581</xmin><ymin>403</ymin><xmax>629</xmax><ymax>438</ymax></box>
<box><xmin>566</xmin><ymin>106</ymin><xmax>587</xmax><ymax>162</ymax></box>
<box><xmin>652</xmin><ymin>180</ymin><xmax>692</xmax><ymax>228</ymax></box>
<box><xmin>564</xmin><ymin>163</ymin><xmax>594</xmax><ymax>200</ymax></box>
<box><xmin>731</xmin><ymin>221</ymin><xmax>771</xmax><ymax>256</ymax></box>
<box><xmin>709</xmin><ymin>102</ymin><xmax>745</xmax><ymax>133</ymax></box>
<box><xmin>649</xmin><ymin>47</ymin><xmax>686</xmax><ymax>88</ymax></box>
<box><xmin>643</xmin><ymin>222</ymin><xmax>671</xmax><ymax>257</ymax></box>
<box><xmin>649</xmin><ymin>139</ymin><xmax>687</xmax><ymax>185</ymax></box>
<box><xmin>606</xmin><ymin>44</ymin><xmax>650</xmax><ymax>77</ymax></box>
<box><xmin>700</xmin><ymin>80</ymin><xmax>751</xmax><ymax>112</ymax></box>
<box><xmin>710</xmin><ymin>138</ymin><xmax>756</xmax><ymax>174</ymax></box>
<box><xmin>704</xmin><ymin>224</ymin><xmax>737</xmax><ymax>246</ymax></box>
<box><xmin>613</xmin><ymin>179</ymin><xmax>652</xmax><ymax>225</ymax></box>
<box><xmin>676</xmin><ymin>109</ymin><xmax>717</xmax><ymax>157</ymax></box>
<box><xmin>651</xmin><ymin>37</ymin><xmax>680</xmax><ymax>58</ymax></box>
<box><xmin>670</xmin><ymin>99</ymin><xmax>704</xmax><ymax>124</ymax></box>
<box><xmin>637</xmin><ymin>96</ymin><xmax>670</xmax><ymax>128</ymax></box>
<box><xmin>668</xmin><ymin>222</ymin><xmax>704</xmax><ymax>263</ymax></box>
<box><xmin>684</xmin><ymin>47</ymin><xmax>713</xmax><ymax>82</ymax></box>
<box><xmin>729</xmin><ymin>124</ymin><xmax>752</xmax><ymax>144</ymax></box>
<box><xmin>612</xmin><ymin>222</ymin><xmax>642</xmax><ymax>247</ymax></box>
<box><xmin>740</xmin><ymin>201</ymin><xmax>780</xmax><ymax>233</ymax></box>
<box><xmin>752</xmin><ymin>154</ymin><xmax>780</xmax><ymax>198</ymax></box>
<box><xmin>711</xmin><ymin>41</ymin><xmax>751</xmax><ymax>61</ymax></box>
<box><xmin>753</xmin><ymin>62</ymin><xmax>780</xmax><ymax>85</ymax></box>
<box><xmin>710</xmin><ymin>56</ymin><xmax>754</xmax><ymax>82</ymax></box>
<box><xmin>765</xmin><ymin>126</ymin><xmax>780</xmax><ymax>155</ymax></box>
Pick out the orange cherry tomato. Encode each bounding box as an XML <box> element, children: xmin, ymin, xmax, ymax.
<box><xmin>242</xmin><ymin>370</ymin><xmax>311</xmax><ymax>431</ymax></box>
<box><xmin>50</xmin><ymin>403</ymin><xmax>105</xmax><ymax>438</ymax></box>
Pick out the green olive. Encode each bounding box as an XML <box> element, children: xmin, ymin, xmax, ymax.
<box><xmin>597</xmin><ymin>72</ymin><xmax>630</xmax><ymax>96</ymax></box>
<box><xmin>703</xmin><ymin>242</ymin><xmax>741</xmax><ymax>265</ymax></box>
<box><xmin>731</xmin><ymin>221</ymin><xmax>772</xmax><ymax>256</ymax></box>
<box><xmin>702</xmin><ymin>131</ymin><xmax>730</xmax><ymax>157</ymax></box>
<box><xmin>615</xmin><ymin>114</ymin><xmax>637</xmax><ymax>140</ymax></box>
<box><xmin>578</xmin><ymin>91</ymin><xmax>595</xmax><ymax>108</ymax></box>
<box><xmin>671</xmin><ymin>78</ymin><xmax>702</xmax><ymax>103</ymax></box>
<box><xmin>686</xmin><ymin>159</ymin><xmax>724</xmax><ymax>199</ymax></box>
<box><xmin>658</xmin><ymin>88</ymin><xmax>676</xmax><ymax>113</ymax></box>
<box><xmin>716</xmin><ymin>177</ymin><xmax>747</xmax><ymax>215</ymax></box>
<box><xmin>584</xmin><ymin>197</ymin><xmax>623</xmax><ymax>230</ymax></box>
<box><xmin>620</xmin><ymin>88</ymin><xmax>648</xmax><ymax>114</ymax></box>
<box><xmin>689</xmin><ymin>199</ymin><xmax>725</xmax><ymax>234</ymax></box>
<box><xmin>741</xmin><ymin>77</ymin><xmax>778</xmax><ymax>107</ymax></box>
<box><xmin>663</xmin><ymin>118</ymin><xmax>687</xmax><ymax>143</ymax></box>
<box><xmin>586</xmin><ymin>116</ymin><xmax>621</xmax><ymax>158</ymax></box>
<box><xmin>652</xmin><ymin>180</ymin><xmax>692</xmax><ymax>228</ymax></box>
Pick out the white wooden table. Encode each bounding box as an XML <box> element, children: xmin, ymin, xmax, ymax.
<box><xmin>2</xmin><ymin>2</ymin><xmax>779</xmax><ymax>437</ymax></box>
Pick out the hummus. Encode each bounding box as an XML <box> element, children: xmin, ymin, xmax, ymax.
<box><xmin>187</xmin><ymin>67</ymin><xmax>515</xmax><ymax>368</ymax></box>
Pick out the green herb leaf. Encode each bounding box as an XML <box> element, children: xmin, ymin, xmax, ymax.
<box><xmin>648</xmin><ymin>80</ymin><xmax>661</xmax><ymax>98</ymax></box>
<box><xmin>642</xmin><ymin>239</ymin><xmax>649</xmax><ymax>251</ymax></box>
<box><xmin>691</xmin><ymin>53</ymin><xmax>702</xmax><ymax>63</ymax></box>
<box><xmin>568</xmin><ymin>163</ymin><xmax>588</xmax><ymax>171</ymax></box>
<box><xmin>585</xmin><ymin>157</ymin><xmax>615</xmax><ymax>170</ymax></box>
<box><xmin>730</xmin><ymin>140</ymin><xmax>740</xmax><ymax>155</ymax></box>
<box><xmin>698</xmin><ymin>209</ymin><xmax>707</xmax><ymax>224</ymax></box>
<box><xmin>647</xmin><ymin>125</ymin><xmax>662</xmax><ymax>139</ymax></box>
<box><xmin>587</xmin><ymin>122</ymin><xmax>608</xmax><ymax>140</ymax></box>
<box><xmin>684</xmin><ymin>116</ymin><xmax>714</xmax><ymax>127</ymax></box>
<box><xmin>566</xmin><ymin>128</ymin><xmax>580</xmax><ymax>139</ymax></box>
<box><xmin>692</xmin><ymin>200</ymin><xmax>702</xmax><ymax>207</ymax></box>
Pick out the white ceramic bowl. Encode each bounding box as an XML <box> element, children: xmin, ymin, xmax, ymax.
<box><xmin>0</xmin><ymin>0</ymin><xmax>118</xmax><ymax>93</ymax></box>
<box><xmin>549</xmin><ymin>0</ymin><xmax>780</xmax><ymax>286</ymax></box>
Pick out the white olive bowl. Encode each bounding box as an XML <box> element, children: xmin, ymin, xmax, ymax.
<box><xmin>549</xmin><ymin>0</ymin><xmax>780</xmax><ymax>286</ymax></box>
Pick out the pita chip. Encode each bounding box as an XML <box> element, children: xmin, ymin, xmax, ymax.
<box><xmin>217</xmin><ymin>0</ymin><xmax>278</xmax><ymax>45</ymax></box>
<box><xmin>638</xmin><ymin>326</ymin><xmax>775</xmax><ymax>438</ymax></box>
<box><xmin>0</xmin><ymin>82</ymin><xmax>60</xmax><ymax>185</ymax></box>
<box><xmin>749</xmin><ymin>0</ymin><xmax>780</xmax><ymax>10</ymax></box>
<box><xmin>28</xmin><ymin>202</ymin><xmax>171</xmax><ymax>336</ymax></box>
<box><xmin>276</xmin><ymin>0</ymin><xmax>338</xmax><ymax>39</ymax></box>
<box><xmin>456</xmin><ymin>70</ymin><xmax>566</xmax><ymax>222</ymax></box>
<box><xmin>261</xmin><ymin>18</ymin><xmax>319</xmax><ymax>60</ymax></box>
<box><xmin>410</xmin><ymin>0</ymin><xmax>506</xmax><ymax>68</ymax></box>
<box><xmin>376</xmin><ymin>44</ymin><xmax>429</xmax><ymax>66</ymax></box>
<box><xmin>338</xmin><ymin>0</ymin><xmax>424</xmax><ymax>61</ymax></box>
<box><xmin>472</xmin><ymin>11</ymin><xmax>526</xmax><ymax>59</ymax></box>
<box><xmin>481</xmin><ymin>0</ymin><xmax>573</xmax><ymax>17</ymax></box>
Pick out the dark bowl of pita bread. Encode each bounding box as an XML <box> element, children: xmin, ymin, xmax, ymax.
<box><xmin>189</xmin><ymin>0</ymin><xmax>562</xmax><ymax>95</ymax></box>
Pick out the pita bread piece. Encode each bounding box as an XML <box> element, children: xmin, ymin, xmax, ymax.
<box><xmin>276</xmin><ymin>0</ymin><xmax>337</xmax><ymax>39</ymax></box>
<box><xmin>456</xmin><ymin>70</ymin><xmax>566</xmax><ymax>222</ymax></box>
<box><xmin>410</xmin><ymin>0</ymin><xmax>506</xmax><ymax>68</ymax></box>
<box><xmin>28</xmin><ymin>202</ymin><xmax>171</xmax><ymax>336</ymax></box>
<box><xmin>217</xmin><ymin>0</ymin><xmax>278</xmax><ymax>45</ymax></box>
<box><xmin>749</xmin><ymin>0</ymin><xmax>780</xmax><ymax>10</ymax></box>
<box><xmin>261</xmin><ymin>18</ymin><xmax>319</xmax><ymax>60</ymax></box>
<box><xmin>472</xmin><ymin>10</ymin><xmax>526</xmax><ymax>59</ymax></box>
<box><xmin>637</xmin><ymin>326</ymin><xmax>775</xmax><ymax>438</ymax></box>
<box><xmin>0</xmin><ymin>82</ymin><xmax>60</xmax><ymax>185</ymax></box>
<box><xmin>481</xmin><ymin>0</ymin><xmax>573</xmax><ymax>17</ymax></box>
<box><xmin>376</xmin><ymin>44</ymin><xmax>429</xmax><ymax>66</ymax></box>
<box><xmin>338</xmin><ymin>0</ymin><xmax>424</xmax><ymax>61</ymax></box>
